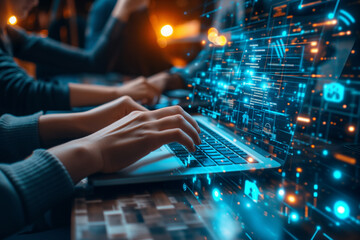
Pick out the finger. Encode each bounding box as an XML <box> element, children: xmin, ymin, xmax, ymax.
<box><xmin>150</xmin><ymin>106</ymin><xmax>201</xmax><ymax>133</ymax></box>
<box><xmin>152</xmin><ymin>128</ymin><xmax>196</xmax><ymax>152</ymax></box>
<box><xmin>147</xmin><ymin>115</ymin><xmax>201</xmax><ymax>145</ymax></box>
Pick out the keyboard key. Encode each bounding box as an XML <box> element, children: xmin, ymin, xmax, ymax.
<box><xmin>215</xmin><ymin>160</ymin><xmax>233</xmax><ymax>165</ymax></box>
<box><xmin>198</xmin><ymin>158</ymin><xmax>216</xmax><ymax>166</ymax></box>
<box><xmin>229</xmin><ymin>157</ymin><xmax>247</xmax><ymax>164</ymax></box>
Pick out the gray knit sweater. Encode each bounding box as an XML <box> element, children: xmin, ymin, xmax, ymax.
<box><xmin>0</xmin><ymin>112</ymin><xmax>74</xmax><ymax>238</ymax></box>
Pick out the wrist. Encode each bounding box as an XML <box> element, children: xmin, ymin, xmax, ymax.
<box><xmin>49</xmin><ymin>138</ymin><xmax>101</xmax><ymax>183</ymax></box>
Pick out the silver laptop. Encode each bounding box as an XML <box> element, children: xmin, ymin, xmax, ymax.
<box><xmin>90</xmin><ymin>2</ymin><xmax>308</xmax><ymax>186</ymax></box>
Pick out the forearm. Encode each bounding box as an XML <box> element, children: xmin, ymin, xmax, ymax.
<box><xmin>69</xmin><ymin>83</ymin><xmax>121</xmax><ymax>108</ymax></box>
<box><xmin>38</xmin><ymin>112</ymin><xmax>90</xmax><ymax>147</ymax></box>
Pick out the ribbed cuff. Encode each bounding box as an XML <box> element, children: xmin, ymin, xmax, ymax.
<box><xmin>0</xmin><ymin>150</ymin><xmax>74</xmax><ymax>221</ymax></box>
<box><xmin>0</xmin><ymin>112</ymin><xmax>42</xmax><ymax>162</ymax></box>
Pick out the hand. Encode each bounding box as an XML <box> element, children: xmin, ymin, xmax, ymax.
<box><xmin>39</xmin><ymin>96</ymin><xmax>147</xmax><ymax>147</ymax></box>
<box><xmin>112</xmin><ymin>0</ymin><xmax>150</xmax><ymax>21</ymax></box>
<box><xmin>148</xmin><ymin>72</ymin><xmax>185</xmax><ymax>92</ymax></box>
<box><xmin>49</xmin><ymin>106</ymin><xmax>201</xmax><ymax>182</ymax></box>
<box><xmin>118</xmin><ymin>77</ymin><xmax>161</xmax><ymax>105</ymax></box>
<box><xmin>77</xmin><ymin>96</ymin><xmax>148</xmax><ymax>135</ymax></box>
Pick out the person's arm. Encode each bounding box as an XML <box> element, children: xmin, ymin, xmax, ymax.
<box><xmin>0</xmin><ymin>49</ymin><xmax>71</xmax><ymax>116</ymax></box>
<box><xmin>0</xmin><ymin>150</ymin><xmax>74</xmax><ymax>238</ymax></box>
<box><xmin>8</xmin><ymin>0</ymin><xmax>149</xmax><ymax>75</ymax></box>
<box><xmin>0</xmin><ymin>105</ymin><xmax>200</xmax><ymax>238</ymax></box>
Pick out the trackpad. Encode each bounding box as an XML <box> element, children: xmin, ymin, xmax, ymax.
<box><xmin>119</xmin><ymin>146</ymin><xmax>182</xmax><ymax>176</ymax></box>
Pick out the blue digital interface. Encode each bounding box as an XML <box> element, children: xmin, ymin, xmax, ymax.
<box><xmin>177</xmin><ymin>0</ymin><xmax>360</xmax><ymax>239</ymax></box>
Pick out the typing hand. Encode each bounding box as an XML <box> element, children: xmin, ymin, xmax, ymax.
<box><xmin>117</xmin><ymin>77</ymin><xmax>161</xmax><ymax>105</ymax></box>
<box><xmin>50</xmin><ymin>106</ymin><xmax>201</xmax><ymax>182</ymax></box>
<box><xmin>78</xmin><ymin>95</ymin><xmax>148</xmax><ymax>135</ymax></box>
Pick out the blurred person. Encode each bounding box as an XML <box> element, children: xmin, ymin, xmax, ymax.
<box><xmin>85</xmin><ymin>0</ymin><xmax>172</xmax><ymax>77</ymax></box>
<box><xmin>0</xmin><ymin>0</ymin><xmax>161</xmax><ymax>116</ymax></box>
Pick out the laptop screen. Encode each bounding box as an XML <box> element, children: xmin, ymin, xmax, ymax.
<box><xmin>186</xmin><ymin>0</ymin><xmax>357</xmax><ymax>163</ymax></box>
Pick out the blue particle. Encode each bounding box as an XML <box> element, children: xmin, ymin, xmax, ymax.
<box><xmin>297</xmin><ymin>150</ymin><xmax>301</xmax><ymax>155</ymax></box>
<box><xmin>206</xmin><ymin>15</ymin><xmax>210</xmax><ymax>18</ymax></box>
<box><xmin>296</xmin><ymin>172</ymin><xmax>300</xmax><ymax>178</ymax></box>
<box><xmin>278</xmin><ymin>189</ymin><xmax>285</xmax><ymax>197</ymax></box>
<box><xmin>328</xmin><ymin>13</ymin><xmax>334</xmax><ymax>19</ymax></box>
<box><xmin>314</xmin><ymin>192</ymin><xmax>318</xmax><ymax>197</ymax></box>
<box><xmin>184</xmin><ymin>11</ymin><xmax>187</xmax><ymax>15</ymax></box>
<box><xmin>314</xmin><ymin>184</ymin><xmax>318</xmax><ymax>190</ymax></box>
<box><xmin>291</xmin><ymin>213</ymin><xmax>299</xmax><ymax>221</ymax></box>
<box><xmin>325</xmin><ymin>206</ymin><xmax>331</xmax><ymax>212</ymax></box>
<box><xmin>282</xmin><ymin>31</ymin><xmax>287</xmax><ymax>36</ymax></box>
<box><xmin>212</xmin><ymin>188</ymin><xmax>221</xmax><ymax>202</ymax></box>
<box><xmin>323</xmin><ymin>150</ymin><xmax>329</xmax><ymax>156</ymax></box>
<box><xmin>298</xmin><ymin>5</ymin><xmax>302</xmax><ymax>10</ymax></box>
<box><xmin>246</xmin><ymin>203</ymin><xmax>251</xmax><ymax>208</ymax></box>
<box><xmin>333</xmin><ymin>170</ymin><xmax>342</xmax><ymax>179</ymax></box>
<box><xmin>282</xmin><ymin>172</ymin><xmax>286</xmax><ymax>177</ymax></box>
<box><xmin>334</xmin><ymin>201</ymin><xmax>350</xmax><ymax>219</ymax></box>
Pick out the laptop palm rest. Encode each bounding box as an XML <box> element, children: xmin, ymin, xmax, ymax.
<box><xmin>118</xmin><ymin>146</ymin><xmax>181</xmax><ymax>176</ymax></box>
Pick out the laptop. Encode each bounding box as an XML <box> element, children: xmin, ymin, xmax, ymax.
<box><xmin>89</xmin><ymin>1</ymin><xmax>310</xmax><ymax>187</ymax></box>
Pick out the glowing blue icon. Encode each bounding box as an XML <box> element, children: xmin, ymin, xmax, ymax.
<box><xmin>328</xmin><ymin>13</ymin><xmax>334</xmax><ymax>19</ymax></box>
<box><xmin>334</xmin><ymin>201</ymin><xmax>350</xmax><ymax>219</ymax></box>
<box><xmin>272</xmin><ymin>39</ymin><xmax>286</xmax><ymax>62</ymax></box>
<box><xmin>290</xmin><ymin>212</ymin><xmax>299</xmax><ymax>222</ymax></box>
<box><xmin>212</xmin><ymin>188</ymin><xmax>221</xmax><ymax>202</ymax></box>
<box><xmin>324</xmin><ymin>83</ymin><xmax>345</xmax><ymax>103</ymax></box>
<box><xmin>333</xmin><ymin>170</ymin><xmax>342</xmax><ymax>179</ymax></box>
<box><xmin>244</xmin><ymin>180</ymin><xmax>260</xmax><ymax>202</ymax></box>
<box><xmin>339</xmin><ymin>10</ymin><xmax>355</xmax><ymax>26</ymax></box>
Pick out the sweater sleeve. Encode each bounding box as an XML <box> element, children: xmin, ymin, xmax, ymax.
<box><xmin>0</xmin><ymin>48</ymin><xmax>71</xmax><ymax>116</ymax></box>
<box><xmin>8</xmin><ymin>17</ymin><xmax>125</xmax><ymax>75</ymax></box>
<box><xmin>0</xmin><ymin>150</ymin><xmax>74</xmax><ymax>238</ymax></box>
<box><xmin>0</xmin><ymin>112</ymin><xmax>43</xmax><ymax>163</ymax></box>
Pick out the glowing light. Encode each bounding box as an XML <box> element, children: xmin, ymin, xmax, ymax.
<box><xmin>311</xmin><ymin>41</ymin><xmax>317</xmax><ymax>46</ymax></box>
<box><xmin>322</xmin><ymin>150</ymin><xmax>329</xmax><ymax>156</ymax></box>
<box><xmin>297</xmin><ymin>116</ymin><xmax>311</xmax><ymax>123</ymax></box>
<box><xmin>333</xmin><ymin>170</ymin><xmax>342</xmax><ymax>179</ymax></box>
<box><xmin>288</xmin><ymin>195</ymin><xmax>296</xmax><ymax>203</ymax></box>
<box><xmin>348</xmin><ymin>125</ymin><xmax>355</xmax><ymax>133</ymax></box>
<box><xmin>212</xmin><ymin>188</ymin><xmax>221</xmax><ymax>202</ymax></box>
<box><xmin>278</xmin><ymin>189</ymin><xmax>285</xmax><ymax>197</ymax></box>
<box><xmin>311</xmin><ymin>48</ymin><xmax>319</xmax><ymax>53</ymax></box>
<box><xmin>334</xmin><ymin>201</ymin><xmax>350</xmax><ymax>219</ymax></box>
<box><xmin>282</xmin><ymin>31</ymin><xmax>287</xmax><ymax>36</ymax></box>
<box><xmin>246</xmin><ymin>203</ymin><xmax>251</xmax><ymax>208</ymax></box>
<box><xmin>161</xmin><ymin>25</ymin><xmax>173</xmax><ymax>37</ymax></box>
<box><xmin>290</xmin><ymin>212</ymin><xmax>299</xmax><ymax>221</ymax></box>
<box><xmin>215</xmin><ymin>35</ymin><xmax>227</xmax><ymax>46</ymax></box>
<box><xmin>8</xmin><ymin>16</ymin><xmax>17</xmax><ymax>25</ymax></box>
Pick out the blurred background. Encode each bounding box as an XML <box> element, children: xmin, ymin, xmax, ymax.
<box><xmin>11</xmin><ymin>0</ymin><xmax>214</xmax><ymax>78</ymax></box>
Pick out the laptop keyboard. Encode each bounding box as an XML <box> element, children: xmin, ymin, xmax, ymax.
<box><xmin>168</xmin><ymin>122</ymin><xmax>258</xmax><ymax>168</ymax></box>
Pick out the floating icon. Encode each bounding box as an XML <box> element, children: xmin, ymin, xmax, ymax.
<box><xmin>324</xmin><ymin>82</ymin><xmax>345</xmax><ymax>103</ymax></box>
<box><xmin>338</xmin><ymin>10</ymin><xmax>355</xmax><ymax>26</ymax></box>
<box><xmin>244</xmin><ymin>180</ymin><xmax>260</xmax><ymax>202</ymax></box>
<box><xmin>272</xmin><ymin>39</ymin><xmax>286</xmax><ymax>62</ymax></box>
